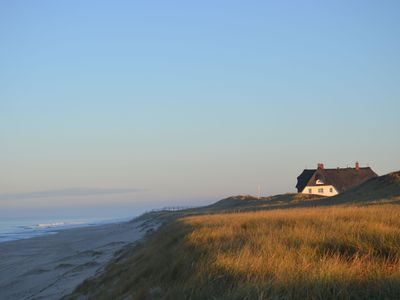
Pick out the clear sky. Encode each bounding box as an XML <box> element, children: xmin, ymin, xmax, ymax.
<box><xmin>1</xmin><ymin>1</ymin><xmax>399</xmax><ymax>217</ymax></box>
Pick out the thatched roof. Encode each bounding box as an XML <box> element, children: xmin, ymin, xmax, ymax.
<box><xmin>296</xmin><ymin>167</ymin><xmax>378</xmax><ymax>193</ymax></box>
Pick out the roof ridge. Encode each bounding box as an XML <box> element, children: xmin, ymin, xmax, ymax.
<box><xmin>309</xmin><ymin>167</ymin><xmax>372</xmax><ymax>171</ymax></box>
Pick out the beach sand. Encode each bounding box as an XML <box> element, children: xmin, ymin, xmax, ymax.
<box><xmin>0</xmin><ymin>217</ymin><xmax>159</xmax><ymax>300</ymax></box>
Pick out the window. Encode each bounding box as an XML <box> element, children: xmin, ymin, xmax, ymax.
<box><xmin>318</xmin><ymin>188</ymin><xmax>324</xmax><ymax>193</ymax></box>
<box><xmin>308</xmin><ymin>188</ymin><xmax>312</xmax><ymax>194</ymax></box>
<box><xmin>316</xmin><ymin>179</ymin><xmax>324</xmax><ymax>185</ymax></box>
<box><xmin>330</xmin><ymin>188</ymin><xmax>333</xmax><ymax>193</ymax></box>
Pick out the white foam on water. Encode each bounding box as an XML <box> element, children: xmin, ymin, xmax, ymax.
<box><xmin>0</xmin><ymin>217</ymin><xmax>131</xmax><ymax>243</ymax></box>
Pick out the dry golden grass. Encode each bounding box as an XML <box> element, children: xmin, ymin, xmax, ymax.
<box><xmin>72</xmin><ymin>204</ymin><xmax>400</xmax><ymax>300</ymax></box>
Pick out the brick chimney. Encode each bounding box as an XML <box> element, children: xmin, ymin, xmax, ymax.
<box><xmin>317</xmin><ymin>163</ymin><xmax>324</xmax><ymax>169</ymax></box>
<box><xmin>355</xmin><ymin>161</ymin><xmax>360</xmax><ymax>170</ymax></box>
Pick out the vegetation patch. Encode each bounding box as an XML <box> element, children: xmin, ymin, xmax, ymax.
<box><xmin>69</xmin><ymin>204</ymin><xmax>400</xmax><ymax>299</ymax></box>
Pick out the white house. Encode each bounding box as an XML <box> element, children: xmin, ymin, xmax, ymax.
<box><xmin>296</xmin><ymin>162</ymin><xmax>377</xmax><ymax>197</ymax></box>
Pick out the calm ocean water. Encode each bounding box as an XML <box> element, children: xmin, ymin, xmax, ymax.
<box><xmin>0</xmin><ymin>199</ymin><xmax>211</xmax><ymax>243</ymax></box>
<box><xmin>0</xmin><ymin>216</ymin><xmax>132</xmax><ymax>243</ymax></box>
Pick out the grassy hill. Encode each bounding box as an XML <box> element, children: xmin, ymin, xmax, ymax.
<box><xmin>67</xmin><ymin>171</ymin><xmax>400</xmax><ymax>300</ymax></box>
<box><xmin>327</xmin><ymin>170</ymin><xmax>400</xmax><ymax>204</ymax></box>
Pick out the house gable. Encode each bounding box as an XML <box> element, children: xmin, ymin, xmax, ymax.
<box><xmin>296</xmin><ymin>169</ymin><xmax>315</xmax><ymax>192</ymax></box>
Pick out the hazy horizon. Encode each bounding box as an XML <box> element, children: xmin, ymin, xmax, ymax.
<box><xmin>1</xmin><ymin>1</ymin><xmax>399</xmax><ymax>217</ymax></box>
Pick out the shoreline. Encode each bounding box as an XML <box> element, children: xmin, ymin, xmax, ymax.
<box><xmin>0</xmin><ymin>215</ymin><xmax>160</xmax><ymax>300</ymax></box>
<box><xmin>0</xmin><ymin>216</ymin><xmax>135</xmax><ymax>244</ymax></box>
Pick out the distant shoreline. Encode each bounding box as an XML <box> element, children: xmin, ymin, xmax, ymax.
<box><xmin>0</xmin><ymin>216</ymin><xmax>134</xmax><ymax>244</ymax></box>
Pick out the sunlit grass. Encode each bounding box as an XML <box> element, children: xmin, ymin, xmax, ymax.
<box><xmin>184</xmin><ymin>206</ymin><xmax>400</xmax><ymax>291</ymax></box>
<box><xmin>72</xmin><ymin>204</ymin><xmax>400</xmax><ymax>299</ymax></box>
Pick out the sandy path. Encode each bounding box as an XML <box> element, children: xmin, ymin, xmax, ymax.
<box><xmin>0</xmin><ymin>218</ymin><xmax>158</xmax><ymax>300</ymax></box>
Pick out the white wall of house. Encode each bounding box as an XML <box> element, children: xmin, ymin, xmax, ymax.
<box><xmin>301</xmin><ymin>185</ymin><xmax>338</xmax><ymax>197</ymax></box>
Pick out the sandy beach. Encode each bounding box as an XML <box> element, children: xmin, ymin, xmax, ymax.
<box><xmin>0</xmin><ymin>217</ymin><xmax>159</xmax><ymax>300</ymax></box>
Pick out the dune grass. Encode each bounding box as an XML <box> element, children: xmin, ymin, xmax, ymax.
<box><xmin>72</xmin><ymin>204</ymin><xmax>400</xmax><ymax>299</ymax></box>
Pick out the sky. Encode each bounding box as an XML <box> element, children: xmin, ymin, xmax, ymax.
<box><xmin>1</xmin><ymin>1</ymin><xmax>399</xmax><ymax>218</ymax></box>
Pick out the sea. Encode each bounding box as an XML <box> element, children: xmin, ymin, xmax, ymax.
<box><xmin>0</xmin><ymin>216</ymin><xmax>133</xmax><ymax>243</ymax></box>
<box><xmin>0</xmin><ymin>198</ymin><xmax>212</xmax><ymax>243</ymax></box>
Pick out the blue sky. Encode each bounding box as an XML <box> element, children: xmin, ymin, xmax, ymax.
<box><xmin>1</xmin><ymin>1</ymin><xmax>399</xmax><ymax>215</ymax></box>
